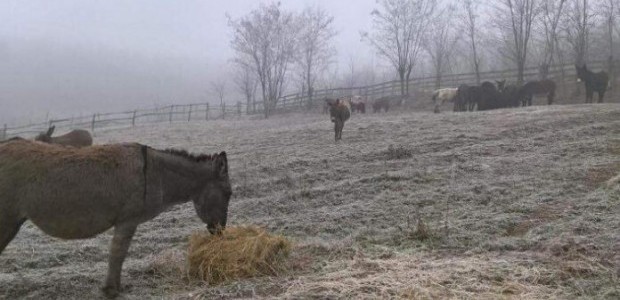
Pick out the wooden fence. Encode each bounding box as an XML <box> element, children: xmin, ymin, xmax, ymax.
<box><xmin>1</xmin><ymin>59</ymin><xmax>612</xmax><ymax>140</ymax></box>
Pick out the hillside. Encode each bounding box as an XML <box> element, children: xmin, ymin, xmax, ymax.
<box><xmin>1</xmin><ymin>104</ymin><xmax>619</xmax><ymax>299</ymax></box>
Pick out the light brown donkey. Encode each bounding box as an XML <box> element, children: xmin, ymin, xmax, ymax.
<box><xmin>35</xmin><ymin>125</ymin><xmax>93</xmax><ymax>147</ymax></box>
<box><xmin>0</xmin><ymin>139</ymin><xmax>232</xmax><ymax>298</ymax></box>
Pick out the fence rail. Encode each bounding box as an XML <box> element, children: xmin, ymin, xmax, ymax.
<box><xmin>1</xmin><ymin>59</ymin><xmax>614</xmax><ymax>140</ymax></box>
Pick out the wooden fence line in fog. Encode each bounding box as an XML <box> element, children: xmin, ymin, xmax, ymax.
<box><xmin>1</xmin><ymin>59</ymin><xmax>611</xmax><ymax>140</ymax></box>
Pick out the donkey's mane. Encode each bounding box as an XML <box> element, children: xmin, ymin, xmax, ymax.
<box><xmin>161</xmin><ymin>148</ymin><xmax>217</xmax><ymax>162</ymax></box>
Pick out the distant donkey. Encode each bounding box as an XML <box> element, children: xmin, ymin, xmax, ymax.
<box><xmin>0</xmin><ymin>139</ymin><xmax>232</xmax><ymax>298</ymax></box>
<box><xmin>35</xmin><ymin>125</ymin><xmax>93</xmax><ymax>147</ymax></box>
<box><xmin>326</xmin><ymin>98</ymin><xmax>351</xmax><ymax>141</ymax></box>
<box><xmin>576</xmin><ymin>64</ymin><xmax>609</xmax><ymax>103</ymax></box>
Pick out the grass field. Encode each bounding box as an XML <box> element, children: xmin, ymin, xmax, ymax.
<box><xmin>1</xmin><ymin>103</ymin><xmax>619</xmax><ymax>299</ymax></box>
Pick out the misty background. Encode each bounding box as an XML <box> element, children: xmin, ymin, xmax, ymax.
<box><xmin>2</xmin><ymin>0</ymin><xmax>618</xmax><ymax>125</ymax></box>
<box><xmin>0</xmin><ymin>0</ymin><xmax>378</xmax><ymax>125</ymax></box>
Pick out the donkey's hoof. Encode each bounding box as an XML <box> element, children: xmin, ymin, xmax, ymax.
<box><xmin>101</xmin><ymin>285</ymin><xmax>120</xmax><ymax>299</ymax></box>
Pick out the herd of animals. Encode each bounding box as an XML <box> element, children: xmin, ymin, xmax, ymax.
<box><xmin>0</xmin><ymin>64</ymin><xmax>613</xmax><ymax>298</ymax></box>
<box><xmin>0</xmin><ymin>126</ymin><xmax>232</xmax><ymax>298</ymax></box>
<box><xmin>325</xmin><ymin>64</ymin><xmax>611</xmax><ymax>141</ymax></box>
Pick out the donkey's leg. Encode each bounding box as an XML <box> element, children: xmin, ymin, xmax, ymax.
<box><xmin>0</xmin><ymin>217</ymin><xmax>26</xmax><ymax>255</ymax></box>
<box><xmin>333</xmin><ymin>122</ymin><xmax>339</xmax><ymax>141</ymax></box>
<box><xmin>102</xmin><ymin>224</ymin><xmax>137</xmax><ymax>298</ymax></box>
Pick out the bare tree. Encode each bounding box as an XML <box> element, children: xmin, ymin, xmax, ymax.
<box><xmin>599</xmin><ymin>0</ymin><xmax>618</xmax><ymax>82</ymax></box>
<box><xmin>563</xmin><ymin>0</ymin><xmax>595</xmax><ymax>66</ymax></box>
<box><xmin>297</xmin><ymin>6</ymin><xmax>336</xmax><ymax>108</ymax></box>
<box><xmin>228</xmin><ymin>3</ymin><xmax>300</xmax><ymax>118</ymax></box>
<box><xmin>211</xmin><ymin>79</ymin><xmax>227</xmax><ymax>118</ymax></box>
<box><xmin>539</xmin><ymin>0</ymin><xmax>567</xmax><ymax>78</ymax></box>
<box><xmin>425</xmin><ymin>6</ymin><xmax>460</xmax><ymax>89</ymax></box>
<box><xmin>362</xmin><ymin>0</ymin><xmax>437</xmax><ymax>96</ymax></box>
<box><xmin>233</xmin><ymin>62</ymin><xmax>258</xmax><ymax>114</ymax></box>
<box><xmin>461</xmin><ymin>0</ymin><xmax>483</xmax><ymax>84</ymax></box>
<box><xmin>494</xmin><ymin>0</ymin><xmax>539</xmax><ymax>84</ymax></box>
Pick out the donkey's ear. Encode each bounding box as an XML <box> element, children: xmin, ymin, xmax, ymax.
<box><xmin>215</xmin><ymin>151</ymin><xmax>228</xmax><ymax>178</ymax></box>
<box><xmin>46</xmin><ymin>126</ymin><xmax>55</xmax><ymax>137</ymax></box>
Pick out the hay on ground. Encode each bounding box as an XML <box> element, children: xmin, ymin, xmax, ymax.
<box><xmin>187</xmin><ymin>226</ymin><xmax>291</xmax><ymax>284</ymax></box>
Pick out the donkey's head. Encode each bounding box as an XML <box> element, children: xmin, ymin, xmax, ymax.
<box><xmin>192</xmin><ymin>151</ymin><xmax>232</xmax><ymax>234</ymax></box>
<box><xmin>35</xmin><ymin>126</ymin><xmax>55</xmax><ymax>143</ymax></box>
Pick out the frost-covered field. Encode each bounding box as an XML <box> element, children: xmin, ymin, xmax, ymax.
<box><xmin>1</xmin><ymin>104</ymin><xmax>620</xmax><ymax>299</ymax></box>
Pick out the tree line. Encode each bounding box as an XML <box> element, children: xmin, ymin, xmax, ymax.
<box><xmin>227</xmin><ymin>1</ymin><xmax>620</xmax><ymax>117</ymax></box>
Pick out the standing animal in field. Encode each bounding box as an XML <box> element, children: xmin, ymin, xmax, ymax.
<box><xmin>518</xmin><ymin>79</ymin><xmax>556</xmax><ymax>106</ymax></box>
<box><xmin>349</xmin><ymin>96</ymin><xmax>366</xmax><ymax>114</ymax></box>
<box><xmin>431</xmin><ymin>88</ymin><xmax>458</xmax><ymax>113</ymax></box>
<box><xmin>575</xmin><ymin>64</ymin><xmax>609</xmax><ymax>103</ymax></box>
<box><xmin>35</xmin><ymin>126</ymin><xmax>93</xmax><ymax>147</ymax></box>
<box><xmin>456</xmin><ymin>84</ymin><xmax>482</xmax><ymax>112</ymax></box>
<box><xmin>496</xmin><ymin>80</ymin><xmax>522</xmax><ymax>108</ymax></box>
<box><xmin>477</xmin><ymin>81</ymin><xmax>502</xmax><ymax>111</ymax></box>
<box><xmin>372</xmin><ymin>96</ymin><xmax>390</xmax><ymax>113</ymax></box>
<box><xmin>0</xmin><ymin>139</ymin><xmax>232</xmax><ymax>298</ymax></box>
<box><xmin>326</xmin><ymin>98</ymin><xmax>351</xmax><ymax>141</ymax></box>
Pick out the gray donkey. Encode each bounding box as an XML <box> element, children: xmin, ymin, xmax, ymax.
<box><xmin>35</xmin><ymin>125</ymin><xmax>93</xmax><ymax>147</ymax></box>
<box><xmin>0</xmin><ymin>139</ymin><xmax>232</xmax><ymax>298</ymax></box>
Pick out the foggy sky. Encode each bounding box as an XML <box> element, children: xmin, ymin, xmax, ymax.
<box><xmin>0</xmin><ymin>0</ymin><xmax>377</xmax><ymax>125</ymax></box>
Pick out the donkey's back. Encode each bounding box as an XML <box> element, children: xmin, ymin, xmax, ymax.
<box><xmin>35</xmin><ymin>126</ymin><xmax>93</xmax><ymax>148</ymax></box>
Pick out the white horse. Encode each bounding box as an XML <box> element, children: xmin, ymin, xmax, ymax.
<box><xmin>431</xmin><ymin>88</ymin><xmax>458</xmax><ymax>113</ymax></box>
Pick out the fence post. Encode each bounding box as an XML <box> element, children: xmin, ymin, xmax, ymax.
<box><xmin>169</xmin><ymin>105</ymin><xmax>174</xmax><ymax>123</ymax></box>
<box><xmin>237</xmin><ymin>102</ymin><xmax>241</xmax><ymax>117</ymax></box>
<box><xmin>132</xmin><ymin>110</ymin><xmax>137</xmax><ymax>126</ymax></box>
<box><xmin>221</xmin><ymin>104</ymin><xmax>226</xmax><ymax>120</ymax></box>
<box><xmin>1</xmin><ymin>124</ymin><xmax>6</xmax><ymax>141</ymax></box>
<box><xmin>188</xmin><ymin>104</ymin><xmax>193</xmax><ymax>122</ymax></box>
<box><xmin>205</xmin><ymin>103</ymin><xmax>209</xmax><ymax>121</ymax></box>
<box><xmin>91</xmin><ymin>114</ymin><xmax>97</xmax><ymax>133</ymax></box>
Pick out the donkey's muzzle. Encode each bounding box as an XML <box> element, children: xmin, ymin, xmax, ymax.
<box><xmin>207</xmin><ymin>223</ymin><xmax>224</xmax><ymax>235</ymax></box>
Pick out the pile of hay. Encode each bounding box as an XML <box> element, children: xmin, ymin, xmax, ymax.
<box><xmin>188</xmin><ymin>226</ymin><xmax>291</xmax><ymax>284</ymax></box>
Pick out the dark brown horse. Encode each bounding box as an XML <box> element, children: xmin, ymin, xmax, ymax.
<box><xmin>477</xmin><ymin>81</ymin><xmax>502</xmax><ymax>111</ymax></box>
<box><xmin>496</xmin><ymin>80</ymin><xmax>522</xmax><ymax>108</ymax></box>
<box><xmin>35</xmin><ymin>126</ymin><xmax>93</xmax><ymax>147</ymax></box>
<box><xmin>518</xmin><ymin>79</ymin><xmax>556</xmax><ymax>106</ymax></box>
<box><xmin>372</xmin><ymin>97</ymin><xmax>390</xmax><ymax>113</ymax></box>
<box><xmin>576</xmin><ymin>64</ymin><xmax>609</xmax><ymax>103</ymax></box>
<box><xmin>0</xmin><ymin>139</ymin><xmax>232</xmax><ymax>298</ymax></box>
<box><xmin>326</xmin><ymin>98</ymin><xmax>351</xmax><ymax>141</ymax></box>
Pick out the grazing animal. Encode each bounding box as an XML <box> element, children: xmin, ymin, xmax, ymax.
<box><xmin>575</xmin><ymin>64</ymin><xmax>609</xmax><ymax>103</ymax></box>
<box><xmin>518</xmin><ymin>79</ymin><xmax>556</xmax><ymax>106</ymax></box>
<box><xmin>431</xmin><ymin>88</ymin><xmax>458</xmax><ymax>113</ymax></box>
<box><xmin>350</xmin><ymin>96</ymin><xmax>366</xmax><ymax>114</ymax></box>
<box><xmin>35</xmin><ymin>126</ymin><xmax>93</xmax><ymax>147</ymax></box>
<box><xmin>0</xmin><ymin>139</ymin><xmax>232</xmax><ymax>298</ymax></box>
<box><xmin>326</xmin><ymin>98</ymin><xmax>351</xmax><ymax>141</ymax></box>
<box><xmin>477</xmin><ymin>81</ymin><xmax>502</xmax><ymax>111</ymax></box>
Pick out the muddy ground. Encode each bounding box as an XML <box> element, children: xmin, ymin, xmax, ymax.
<box><xmin>1</xmin><ymin>102</ymin><xmax>619</xmax><ymax>299</ymax></box>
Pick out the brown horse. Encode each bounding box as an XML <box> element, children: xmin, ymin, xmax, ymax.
<box><xmin>576</xmin><ymin>64</ymin><xmax>609</xmax><ymax>103</ymax></box>
<box><xmin>350</xmin><ymin>96</ymin><xmax>366</xmax><ymax>114</ymax></box>
<box><xmin>0</xmin><ymin>139</ymin><xmax>232</xmax><ymax>298</ymax></box>
<box><xmin>518</xmin><ymin>79</ymin><xmax>556</xmax><ymax>106</ymax></box>
<box><xmin>35</xmin><ymin>125</ymin><xmax>93</xmax><ymax>147</ymax></box>
<box><xmin>326</xmin><ymin>98</ymin><xmax>351</xmax><ymax>141</ymax></box>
